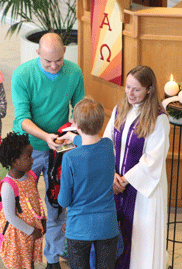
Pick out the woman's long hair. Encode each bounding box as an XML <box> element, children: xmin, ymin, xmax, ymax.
<box><xmin>115</xmin><ymin>66</ymin><xmax>166</xmax><ymax>138</ymax></box>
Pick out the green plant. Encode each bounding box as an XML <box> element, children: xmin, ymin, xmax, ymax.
<box><xmin>0</xmin><ymin>0</ymin><xmax>77</xmax><ymax>45</ymax></box>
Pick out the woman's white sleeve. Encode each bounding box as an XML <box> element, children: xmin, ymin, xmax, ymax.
<box><xmin>103</xmin><ymin>106</ymin><xmax>116</xmax><ymax>141</ymax></box>
<box><xmin>124</xmin><ymin>114</ymin><xmax>170</xmax><ymax>198</ymax></box>
<box><xmin>1</xmin><ymin>182</ymin><xmax>34</xmax><ymax>235</ymax></box>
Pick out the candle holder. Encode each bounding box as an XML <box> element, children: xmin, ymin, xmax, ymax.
<box><xmin>162</xmin><ymin>90</ymin><xmax>182</xmax><ymax>125</ymax></box>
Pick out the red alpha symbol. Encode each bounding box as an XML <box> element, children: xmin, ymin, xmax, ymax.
<box><xmin>99</xmin><ymin>13</ymin><xmax>112</xmax><ymax>31</ymax></box>
<box><xmin>100</xmin><ymin>44</ymin><xmax>111</xmax><ymax>62</ymax></box>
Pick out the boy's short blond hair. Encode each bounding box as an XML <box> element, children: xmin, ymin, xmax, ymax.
<box><xmin>73</xmin><ymin>97</ymin><xmax>104</xmax><ymax>135</ymax></box>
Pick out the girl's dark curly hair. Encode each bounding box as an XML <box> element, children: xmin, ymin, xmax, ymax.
<box><xmin>0</xmin><ymin>132</ymin><xmax>30</xmax><ymax>169</ymax></box>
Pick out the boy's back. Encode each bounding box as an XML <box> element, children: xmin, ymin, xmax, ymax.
<box><xmin>58</xmin><ymin>97</ymin><xmax>120</xmax><ymax>268</ymax></box>
<box><xmin>58</xmin><ymin>137</ymin><xmax>119</xmax><ymax>241</ymax></box>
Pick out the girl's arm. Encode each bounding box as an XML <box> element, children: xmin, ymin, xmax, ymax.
<box><xmin>1</xmin><ymin>182</ymin><xmax>34</xmax><ymax>235</ymax></box>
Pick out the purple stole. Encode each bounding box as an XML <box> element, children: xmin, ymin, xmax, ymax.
<box><xmin>114</xmin><ymin>116</ymin><xmax>145</xmax><ymax>269</ymax></box>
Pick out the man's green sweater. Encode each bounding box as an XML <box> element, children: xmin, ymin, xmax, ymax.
<box><xmin>12</xmin><ymin>58</ymin><xmax>85</xmax><ymax>151</ymax></box>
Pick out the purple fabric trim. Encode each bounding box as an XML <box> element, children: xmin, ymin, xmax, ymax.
<box><xmin>114</xmin><ymin>112</ymin><xmax>144</xmax><ymax>269</ymax></box>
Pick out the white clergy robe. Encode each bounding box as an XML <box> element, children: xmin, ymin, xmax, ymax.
<box><xmin>104</xmin><ymin>105</ymin><xmax>170</xmax><ymax>269</ymax></box>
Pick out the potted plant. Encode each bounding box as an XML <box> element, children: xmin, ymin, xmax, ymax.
<box><xmin>0</xmin><ymin>0</ymin><xmax>78</xmax><ymax>63</ymax></box>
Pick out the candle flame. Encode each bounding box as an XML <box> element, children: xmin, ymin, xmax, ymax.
<box><xmin>170</xmin><ymin>74</ymin><xmax>173</xmax><ymax>81</ymax></box>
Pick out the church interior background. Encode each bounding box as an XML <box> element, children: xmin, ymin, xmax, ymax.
<box><xmin>0</xmin><ymin>0</ymin><xmax>182</xmax><ymax>268</ymax></box>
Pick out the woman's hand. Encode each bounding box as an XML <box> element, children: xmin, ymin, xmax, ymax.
<box><xmin>118</xmin><ymin>175</ymin><xmax>129</xmax><ymax>188</ymax></box>
<box><xmin>113</xmin><ymin>173</ymin><xmax>128</xmax><ymax>194</ymax></box>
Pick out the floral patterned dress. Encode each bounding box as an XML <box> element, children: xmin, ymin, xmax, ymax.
<box><xmin>0</xmin><ymin>171</ymin><xmax>45</xmax><ymax>269</ymax></box>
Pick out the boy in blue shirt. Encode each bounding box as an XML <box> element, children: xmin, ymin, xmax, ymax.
<box><xmin>58</xmin><ymin>97</ymin><xmax>119</xmax><ymax>269</ymax></box>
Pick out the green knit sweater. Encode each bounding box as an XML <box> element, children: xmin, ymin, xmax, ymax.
<box><xmin>12</xmin><ymin>58</ymin><xmax>85</xmax><ymax>151</ymax></box>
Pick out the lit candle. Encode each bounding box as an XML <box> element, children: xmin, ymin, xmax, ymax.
<box><xmin>0</xmin><ymin>71</ymin><xmax>4</xmax><ymax>84</ymax></box>
<box><xmin>164</xmin><ymin>74</ymin><xmax>179</xmax><ymax>96</ymax></box>
<box><xmin>178</xmin><ymin>91</ymin><xmax>182</xmax><ymax>103</ymax></box>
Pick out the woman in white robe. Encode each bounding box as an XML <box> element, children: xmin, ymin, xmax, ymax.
<box><xmin>104</xmin><ymin>65</ymin><xmax>170</xmax><ymax>269</ymax></box>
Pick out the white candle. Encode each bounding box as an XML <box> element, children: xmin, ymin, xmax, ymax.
<box><xmin>164</xmin><ymin>74</ymin><xmax>179</xmax><ymax>96</ymax></box>
<box><xmin>178</xmin><ymin>91</ymin><xmax>182</xmax><ymax>103</ymax></box>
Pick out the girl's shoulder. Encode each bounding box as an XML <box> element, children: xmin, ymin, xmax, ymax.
<box><xmin>0</xmin><ymin>176</ymin><xmax>19</xmax><ymax>194</ymax></box>
<box><xmin>27</xmin><ymin>170</ymin><xmax>37</xmax><ymax>181</ymax></box>
<box><xmin>26</xmin><ymin>170</ymin><xmax>37</xmax><ymax>186</ymax></box>
<box><xmin>0</xmin><ymin>176</ymin><xmax>19</xmax><ymax>209</ymax></box>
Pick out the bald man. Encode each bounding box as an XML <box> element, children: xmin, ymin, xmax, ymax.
<box><xmin>12</xmin><ymin>33</ymin><xmax>85</xmax><ymax>269</ymax></box>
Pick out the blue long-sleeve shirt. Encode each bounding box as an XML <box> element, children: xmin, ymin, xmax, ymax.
<box><xmin>58</xmin><ymin>136</ymin><xmax>119</xmax><ymax>241</ymax></box>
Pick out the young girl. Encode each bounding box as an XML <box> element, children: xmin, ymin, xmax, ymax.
<box><xmin>0</xmin><ymin>132</ymin><xmax>46</xmax><ymax>269</ymax></box>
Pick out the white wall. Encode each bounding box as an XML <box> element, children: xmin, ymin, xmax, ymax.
<box><xmin>167</xmin><ymin>0</ymin><xmax>182</xmax><ymax>7</ymax></box>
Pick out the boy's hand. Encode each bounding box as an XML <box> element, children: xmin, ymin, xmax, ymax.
<box><xmin>56</xmin><ymin>132</ymin><xmax>77</xmax><ymax>144</ymax></box>
<box><xmin>30</xmin><ymin>227</ymin><xmax>43</xmax><ymax>240</ymax></box>
<box><xmin>62</xmin><ymin>223</ymin><xmax>66</xmax><ymax>233</ymax></box>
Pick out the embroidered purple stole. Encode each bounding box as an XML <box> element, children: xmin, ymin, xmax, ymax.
<box><xmin>114</xmin><ymin>116</ymin><xmax>145</xmax><ymax>269</ymax></box>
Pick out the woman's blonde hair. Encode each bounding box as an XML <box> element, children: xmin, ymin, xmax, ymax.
<box><xmin>73</xmin><ymin>96</ymin><xmax>104</xmax><ymax>135</ymax></box>
<box><xmin>115</xmin><ymin>66</ymin><xmax>166</xmax><ymax>138</ymax></box>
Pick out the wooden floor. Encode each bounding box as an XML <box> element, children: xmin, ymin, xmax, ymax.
<box><xmin>0</xmin><ymin>261</ymin><xmax>46</xmax><ymax>269</ymax></box>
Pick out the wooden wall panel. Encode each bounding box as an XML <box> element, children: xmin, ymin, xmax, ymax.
<box><xmin>123</xmin><ymin>8</ymin><xmax>182</xmax><ymax>100</ymax></box>
<box><xmin>139</xmin><ymin>40</ymin><xmax>182</xmax><ymax>100</ymax></box>
<box><xmin>123</xmin><ymin>36</ymin><xmax>136</xmax><ymax>83</ymax></box>
<box><xmin>140</xmin><ymin>16</ymin><xmax>182</xmax><ymax>36</ymax></box>
<box><xmin>132</xmin><ymin>0</ymin><xmax>167</xmax><ymax>7</ymax></box>
<box><xmin>133</xmin><ymin>0</ymin><xmax>167</xmax><ymax>7</ymax></box>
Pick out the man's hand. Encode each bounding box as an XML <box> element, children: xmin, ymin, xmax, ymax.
<box><xmin>45</xmin><ymin>133</ymin><xmax>60</xmax><ymax>150</ymax></box>
<box><xmin>22</xmin><ymin>119</ymin><xmax>60</xmax><ymax>150</ymax></box>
